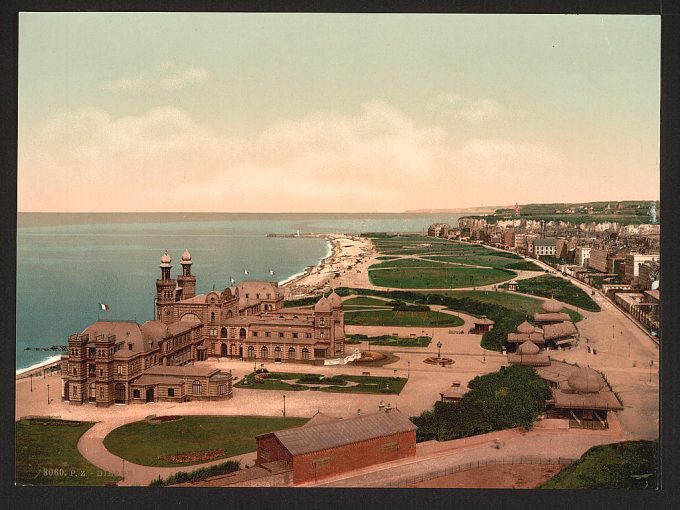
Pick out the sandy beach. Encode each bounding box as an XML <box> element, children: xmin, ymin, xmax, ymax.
<box><xmin>280</xmin><ymin>233</ymin><xmax>375</xmax><ymax>300</ymax></box>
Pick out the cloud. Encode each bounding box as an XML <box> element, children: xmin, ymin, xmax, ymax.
<box><xmin>435</xmin><ymin>94</ymin><xmax>505</xmax><ymax>123</ymax></box>
<box><xmin>103</xmin><ymin>62</ymin><xmax>210</xmax><ymax>93</ymax></box>
<box><xmin>18</xmin><ymin>101</ymin><xmax>563</xmax><ymax>212</ymax></box>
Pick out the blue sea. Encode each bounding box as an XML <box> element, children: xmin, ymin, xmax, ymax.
<box><xmin>16</xmin><ymin>212</ymin><xmax>464</xmax><ymax>370</ymax></box>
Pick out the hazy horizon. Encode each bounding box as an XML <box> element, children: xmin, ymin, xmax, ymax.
<box><xmin>19</xmin><ymin>13</ymin><xmax>660</xmax><ymax>213</ymax></box>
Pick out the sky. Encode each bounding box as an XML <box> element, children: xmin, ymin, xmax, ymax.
<box><xmin>18</xmin><ymin>13</ymin><xmax>660</xmax><ymax>213</ymax></box>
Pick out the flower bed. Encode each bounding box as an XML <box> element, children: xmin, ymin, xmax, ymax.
<box><xmin>159</xmin><ymin>448</ymin><xmax>226</xmax><ymax>464</ymax></box>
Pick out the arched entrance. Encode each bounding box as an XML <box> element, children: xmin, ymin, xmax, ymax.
<box><xmin>302</xmin><ymin>347</ymin><xmax>310</xmax><ymax>360</ymax></box>
<box><xmin>63</xmin><ymin>381</ymin><xmax>70</xmax><ymax>401</ymax></box>
<box><xmin>89</xmin><ymin>383</ymin><xmax>96</xmax><ymax>403</ymax></box>
<box><xmin>287</xmin><ymin>347</ymin><xmax>296</xmax><ymax>361</ymax></box>
<box><xmin>230</xmin><ymin>344</ymin><xmax>237</xmax><ymax>358</ymax></box>
<box><xmin>261</xmin><ymin>346</ymin><xmax>269</xmax><ymax>359</ymax></box>
<box><xmin>274</xmin><ymin>346</ymin><xmax>282</xmax><ymax>362</ymax></box>
<box><xmin>146</xmin><ymin>388</ymin><xmax>155</xmax><ymax>403</ymax></box>
<box><xmin>239</xmin><ymin>328</ymin><xmax>247</xmax><ymax>339</ymax></box>
<box><xmin>220</xmin><ymin>343</ymin><xmax>228</xmax><ymax>357</ymax></box>
<box><xmin>114</xmin><ymin>384</ymin><xmax>125</xmax><ymax>404</ymax></box>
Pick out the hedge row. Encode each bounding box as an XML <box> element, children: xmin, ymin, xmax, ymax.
<box><xmin>149</xmin><ymin>460</ymin><xmax>240</xmax><ymax>486</ymax></box>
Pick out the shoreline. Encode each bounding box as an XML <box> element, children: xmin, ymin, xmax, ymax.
<box><xmin>16</xmin><ymin>235</ymin><xmax>357</xmax><ymax>375</ymax></box>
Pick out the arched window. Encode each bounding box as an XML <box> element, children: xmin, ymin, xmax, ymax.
<box><xmin>287</xmin><ymin>347</ymin><xmax>296</xmax><ymax>360</ymax></box>
<box><xmin>230</xmin><ymin>344</ymin><xmax>237</xmax><ymax>356</ymax></box>
<box><xmin>192</xmin><ymin>380</ymin><xmax>201</xmax><ymax>394</ymax></box>
<box><xmin>220</xmin><ymin>327</ymin><xmax>228</xmax><ymax>338</ymax></box>
<box><xmin>302</xmin><ymin>348</ymin><xmax>310</xmax><ymax>360</ymax></box>
<box><xmin>226</xmin><ymin>310</ymin><xmax>233</xmax><ymax>319</ymax></box>
<box><xmin>274</xmin><ymin>346</ymin><xmax>281</xmax><ymax>359</ymax></box>
<box><xmin>210</xmin><ymin>312</ymin><xmax>216</xmax><ymax>323</ymax></box>
<box><xmin>261</xmin><ymin>346</ymin><xmax>269</xmax><ymax>359</ymax></box>
<box><xmin>89</xmin><ymin>383</ymin><xmax>96</xmax><ymax>402</ymax></box>
<box><xmin>239</xmin><ymin>328</ymin><xmax>247</xmax><ymax>338</ymax></box>
<box><xmin>247</xmin><ymin>345</ymin><xmax>255</xmax><ymax>358</ymax></box>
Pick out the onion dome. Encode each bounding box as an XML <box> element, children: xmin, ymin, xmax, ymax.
<box><xmin>181</xmin><ymin>248</ymin><xmax>192</xmax><ymax>263</ymax></box>
<box><xmin>327</xmin><ymin>291</ymin><xmax>342</xmax><ymax>308</ymax></box>
<box><xmin>160</xmin><ymin>250</ymin><xmax>172</xmax><ymax>267</ymax></box>
<box><xmin>518</xmin><ymin>340</ymin><xmax>540</xmax><ymax>355</ymax></box>
<box><xmin>567</xmin><ymin>367</ymin><xmax>606</xmax><ymax>393</ymax></box>
<box><xmin>314</xmin><ymin>296</ymin><xmax>332</xmax><ymax>312</ymax></box>
<box><xmin>517</xmin><ymin>321</ymin><xmax>536</xmax><ymax>334</ymax></box>
<box><xmin>542</xmin><ymin>298</ymin><xmax>563</xmax><ymax>313</ymax></box>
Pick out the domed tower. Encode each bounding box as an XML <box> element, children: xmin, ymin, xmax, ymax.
<box><xmin>156</xmin><ymin>251</ymin><xmax>176</xmax><ymax>324</ymax></box>
<box><xmin>177</xmin><ymin>248</ymin><xmax>196</xmax><ymax>300</ymax></box>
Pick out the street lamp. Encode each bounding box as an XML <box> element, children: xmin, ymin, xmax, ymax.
<box><xmin>30</xmin><ymin>373</ymin><xmax>33</xmax><ymax>392</ymax></box>
<box><xmin>47</xmin><ymin>384</ymin><xmax>50</xmax><ymax>405</ymax></box>
<box><xmin>283</xmin><ymin>394</ymin><xmax>286</xmax><ymax>416</ymax></box>
<box><xmin>649</xmin><ymin>360</ymin><xmax>654</xmax><ymax>384</ymax></box>
<box><xmin>437</xmin><ymin>341</ymin><xmax>442</xmax><ymax>359</ymax></box>
<box><xmin>407</xmin><ymin>361</ymin><xmax>410</xmax><ymax>378</ymax></box>
<box><xmin>483</xmin><ymin>348</ymin><xmax>486</xmax><ymax>363</ymax></box>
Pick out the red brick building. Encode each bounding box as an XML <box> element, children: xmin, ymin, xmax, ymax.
<box><xmin>255</xmin><ymin>409</ymin><xmax>417</xmax><ymax>484</ymax></box>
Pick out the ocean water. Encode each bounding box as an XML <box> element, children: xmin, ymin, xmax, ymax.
<box><xmin>16</xmin><ymin>212</ymin><xmax>463</xmax><ymax>370</ymax></box>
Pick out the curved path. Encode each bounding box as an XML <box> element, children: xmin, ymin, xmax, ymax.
<box><xmin>77</xmin><ymin>419</ymin><xmax>256</xmax><ymax>486</ymax></box>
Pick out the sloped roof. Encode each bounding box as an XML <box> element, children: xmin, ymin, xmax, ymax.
<box><xmin>507</xmin><ymin>332</ymin><xmax>545</xmax><ymax>344</ymax></box>
<box><xmin>82</xmin><ymin>321</ymin><xmax>154</xmax><ymax>355</ymax></box>
<box><xmin>473</xmin><ymin>317</ymin><xmax>495</xmax><ymax>325</ymax></box>
<box><xmin>517</xmin><ymin>321</ymin><xmax>536</xmax><ymax>334</ymax></box>
<box><xmin>543</xmin><ymin>321</ymin><xmax>578</xmax><ymax>341</ymax></box>
<box><xmin>264</xmin><ymin>410</ymin><xmax>417</xmax><ymax>456</ymax></box>
<box><xmin>518</xmin><ymin>340</ymin><xmax>540</xmax><ymax>355</ymax></box>
<box><xmin>534</xmin><ymin>312</ymin><xmax>571</xmax><ymax>322</ymax></box>
<box><xmin>542</xmin><ymin>298</ymin><xmax>564</xmax><ymax>313</ymax></box>
<box><xmin>507</xmin><ymin>353</ymin><xmax>551</xmax><ymax>366</ymax></box>
<box><xmin>552</xmin><ymin>388</ymin><xmax>623</xmax><ymax>410</ymax></box>
<box><xmin>144</xmin><ymin>365</ymin><xmax>222</xmax><ymax>378</ymax></box>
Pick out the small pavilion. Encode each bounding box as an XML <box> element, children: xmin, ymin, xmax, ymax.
<box><xmin>506</xmin><ymin>340</ymin><xmax>550</xmax><ymax>366</ymax></box>
<box><xmin>471</xmin><ymin>316</ymin><xmax>495</xmax><ymax>334</ymax></box>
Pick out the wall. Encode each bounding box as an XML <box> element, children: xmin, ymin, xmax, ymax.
<box><xmin>291</xmin><ymin>429</ymin><xmax>416</xmax><ymax>484</ymax></box>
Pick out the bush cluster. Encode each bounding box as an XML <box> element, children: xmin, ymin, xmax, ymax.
<box><xmin>410</xmin><ymin>365</ymin><xmax>550</xmax><ymax>442</ymax></box>
<box><xmin>149</xmin><ymin>460</ymin><xmax>240</xmax><ymax>486</ymax></box>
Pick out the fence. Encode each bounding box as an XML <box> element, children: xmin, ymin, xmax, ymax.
<box><xmin>382</xmin><ymin>455</ymin><xmax>576</xmax><ymax>488</ymax></box>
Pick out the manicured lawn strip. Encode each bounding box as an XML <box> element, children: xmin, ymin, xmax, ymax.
<box><xmin>16</xmin><ymin>419</ymin><xmax>122</xmax><ymax>486</ymax></box>
<box><xmin>411</xmin><ymin>365</ymin><xmax>550</xmax><ymax>441</ymax></box>
<box><xmin>503</xmin><ymin>275</ymin><xmax>601</xmax><ymax>312</ymax></box>
<box><xmin>344</xmin><ymin>309</ymin><xmax>464</xmax><ymax>327</ymax></box>
<box><xmin>375</xmin><ymin>256</ymin><xmax>400</xmax><ymax>260</ymax></box>
<box><xmin>427</xmin><ymin>290</ymin><xmax>583</xmax><ymax>323</ymax></box>
<box><xmin>421</xmin><ymin>255</ymin><xmax>542</xmax><ymax>271</ymax></box>
<box><xmin>369</xmin><ymin>258</ymin><xmax>458</xmax><ymax>269</ymax></box>
<box><xmin>104</xmin><ymin>416</ymin><xmax>308</xmax><ymax>467</ymax></box>
<box><xmin>540</xmin><ymin>441</ymin><xmax>658</xmax><ymax>489</ymax></box>
<box><xmin>347</xmin><ymin>334</ymin><xmax>432</xmax><ymax>347</ymax></box>
<box><xmin>369</xmin><ymin>266</ymin><xmax>515</xmax><ymax>289</ymax></box>
<box><xmin>236</xmin><ymin>371</ymin><xmax>407</xmax><ymax>394</ymax></box>
<box><xmin>342</xmin><ymin>296</ymin><xmax>392</xmax><ymax>307</ymax></box>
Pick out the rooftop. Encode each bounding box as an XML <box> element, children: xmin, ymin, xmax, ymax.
<box><xmin>261</xmin><ymin>409</ymin><xmax>416</xmax><ymax>456</ymax></box>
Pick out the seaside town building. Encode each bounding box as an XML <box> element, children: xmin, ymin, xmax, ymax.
<box><xmin>255</xmin><ymin>408</ymin><xmax>417</xmax><ymax>484</ymax></box>
<box><xmin>61</xmin><ymin>250</ymin><xmax>346</xmax><ymax>406</ymax></box>
<box><xmin>427</xmin><ymin>223</ymin><xmax>451</xmax><ymax>238</ymax></box>
<box><xmin>154</xmin><ymin>250</ymin><xmax>345</xmax><ymax>362</ymax></box>
<box><xmin>532</xmin><ymin>238</ymin><xmax>557</xmax><ymax>258</ymax></box>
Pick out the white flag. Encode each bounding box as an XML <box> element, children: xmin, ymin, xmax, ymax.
<box><xmin>269</xmin><ymin>269</ymin><xmax>275</xmax><ymax>276</ymax></box>
<box><xmin>244</xmin><ymin>269</ymin><xmax>249</xmax><ymax>275</ymax></box>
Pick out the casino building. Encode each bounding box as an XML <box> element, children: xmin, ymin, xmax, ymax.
<box><xmin>60</xmin><ymin>250</ymin><xmax>346</xmax><ymax>407</ymax></box>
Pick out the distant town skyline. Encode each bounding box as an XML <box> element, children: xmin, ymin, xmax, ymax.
<box><xmin>18</xmin><ymin>13</ymin><xmax>660</xmax><ymax>213</ymax></box>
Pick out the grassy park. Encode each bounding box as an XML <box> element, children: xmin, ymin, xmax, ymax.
<box><xmin>342</xmin><ymin>296</ymin><xmax>392</xmax><ymax>308</ymax></box>
<box><xmin>502</xmin><ymin>275</ymin><xmax>601</xmax><ymax>312</ymax></box>
<box><xmin>344</xmin><ymin>308</ymin><xmax>464</xmax><ymax>327</ymax></box>
<box><xmin>234</xmin><ymin>371</ymin><xmax>407</xmax><ymax>395</ymax></box>
<box><xmin>427</xmin><ymin>290</ymin><xmax>583</xmax><ymax>322</ymax></box>
<box><xmin>104</xmin><ymin>415</ymin><xmax>307</xmax><ymax>467</ymax></box>
<box><xmin>369</xmin><ymin>266</ymin><xmax>514</xmax><ymax>289</ymax></box>
<box><xmin>16</xmin><ymin>418</ymin><xmax>122</xmax><ymax>486</ymax></box>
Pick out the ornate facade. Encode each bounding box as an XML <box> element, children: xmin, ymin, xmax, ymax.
<box><xmin>154</xmin><ymin>250</ymin><xmax>345</xmax><ymax>362</ymax></box>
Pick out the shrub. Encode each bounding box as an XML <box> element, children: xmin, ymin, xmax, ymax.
<box><xmin>410</xmin><ymin>365</ymin><xmax>549</xmax><ymax>442</ymax></box>
<box><xmin>149</xmin><ymin>460</ymin><xmax>240</xmax><ymax>486</ymax></box>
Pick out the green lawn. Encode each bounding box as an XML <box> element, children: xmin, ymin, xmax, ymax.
<box><xmin>370</xmin><ymin>258</ymin><xmax>461</xmax><ymax>269</ymax></box>
<box><xmin>504</xmin><ymin>275</ymin><xmax>601</xmax><ymax>312</ymax></box>
<box><xmin>421</xmin><ymin>255</ymin><xmax>542</xmax><ymax>271</ymax></box>
<box><xmin>16</xmin><ymin>418</ymin><xmax>122</xmax><ymax>486</ymax></box>
<box><xmin>235</xmin><ymin>372</ymin><xmax>407</xmax><ymax>395</ymax></box>
<box><xmin>427</xmin><ymin>290</ymin><xmax>583</xmax><ymax>322</ymax></box>
<box><xmin>344</xmin><ymin>309</ymin><xmax>464</xmax><ymax>327</ymax></box>
<box><xmin>342</xmin><ymin>296</ymin><xmax>391</xmax><ymax>307</ymax></box>
<box><xmin>347</xmin><ymin>334</ymin><xmax>432</xmax><ymax>347</ymax></box>
<box><xmin>369</xmin><ymin>266</ymin><xmax>514</xmax><ymax>289</ymax></box>
<box><xmin>540</xmin><ymin>440</ymin><xmax>658</xmax><ymax>489</ymax></box>
<box><xmin>104</xmin><ymin>416</ymin><xmax>307</xmax><ymax>468</ymax></box>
